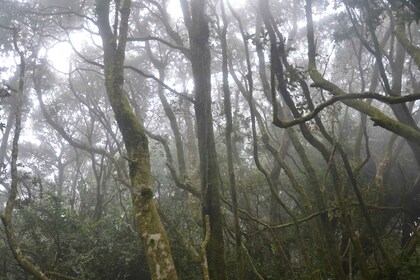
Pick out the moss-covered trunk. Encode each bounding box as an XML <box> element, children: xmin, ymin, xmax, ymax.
<box><xmin>95</xmin><ymin>1</ymin><xmax>178</xmax><ymax>279</ymax></box>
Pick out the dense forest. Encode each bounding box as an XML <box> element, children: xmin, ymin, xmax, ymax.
<box><xmin>0</xmin><ymin>0</ymin><xmax>419</xmax><ymax>279</ymax></box>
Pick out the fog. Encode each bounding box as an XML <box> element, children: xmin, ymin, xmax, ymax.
<box><xmin>0</xmin><ymin>0</ymin><xmax>419</xmax><ymax>279</ymax></box>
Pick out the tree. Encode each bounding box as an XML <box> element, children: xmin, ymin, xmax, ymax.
<box><xmin>95</xmin><ymin>0</ymin><xmax>178</xmax><ymax>279</ymax></box>
<box><xmin>181</xmin><ymin>0</ymin><xmax>227</xmax><ymax>278</ymax></box>
<box><xmin>0</xmin><ymin>25</ymin><xmax>50</xmax><ymax>280</ymax></box>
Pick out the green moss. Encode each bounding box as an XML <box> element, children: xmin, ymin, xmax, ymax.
<box><xmin>141</xmin><ymin>188</ymin><xmax>154</xmax><ymax>200</ymax></box>
<box><xmin>308</xmin><ymin>68</ymin><xmax>420</xmax><ymax>145</ymax></box>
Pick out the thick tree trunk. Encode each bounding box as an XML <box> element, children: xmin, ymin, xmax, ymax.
<box><xmin>187</xmin><ymin>0</ymin><xmax>227</xmax><ymax>279</ymax></box>
<box><xmin>95</xmin><ymin>1</ymin><xmax>177</xmax><ymax>279</ymax></box>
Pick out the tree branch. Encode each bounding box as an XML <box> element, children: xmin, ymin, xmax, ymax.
<box><xmin>273</xmin><ymin>92</ymin><xmax>420</xmax><ymax>128</ymax></box>
<box><xmin>128</xmin><ymin>36</ymin><xmax>190</xmax><ymax>55</ymax></box>
<box><xmin>125</xmin><ymin>65</ymin><xmax>194</xmax><ymax>103</ymax></box>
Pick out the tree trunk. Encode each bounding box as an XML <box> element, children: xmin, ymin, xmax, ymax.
<box><xmin>95</xmin><ymin>1</ymin><xmax>177</xmax><ymax>279</ymax></box>
<box><xmin>1</xmin><ymin>27</ymin><xmax>49</xmax><ymax>280</ymax></box>
<box><xmin>186</xmin><ymin>0</ymin><xmax>227</xmax><ymax>278</ymax></box>
<box><xmin>219</xmin><ymin>1</ymin><xmax>245</xmax><ymax>278</ymax></box>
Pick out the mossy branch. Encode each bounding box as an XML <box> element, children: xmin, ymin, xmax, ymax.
<box><xmin>273</xmin><ymin>92</ymin><xmax>420</xmax><ymax>128</ymax></box>
<box><xmin>395</xmin><ymin>8</ymin><xmax>420</xmax><ymax>68</ymax></box>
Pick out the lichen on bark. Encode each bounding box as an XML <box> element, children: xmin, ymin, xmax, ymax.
<box><xmin>95</xmin><ymin>0</ymin><xmax>178</xmax><ymax>279</ymax></box>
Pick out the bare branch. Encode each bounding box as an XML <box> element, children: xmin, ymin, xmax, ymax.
<box><xmin>125</xmin><ymin>65</ymin><xmax>194</xmax><ymax>103</ymax></box>
<box><xmin>128</xmin><ymin>36</ymin><xmax>190</xmax><ymax>56</ymax></box>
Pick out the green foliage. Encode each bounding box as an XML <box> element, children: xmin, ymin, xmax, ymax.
<box><xmin>1</xmin><ymin>192</ymin><xmax>151</xmax><ymax>280</ymax></box>
<box><xmin>398</xmin><ymin>253</ymin><xmax>420</xmax><ymax>280</ymax></box>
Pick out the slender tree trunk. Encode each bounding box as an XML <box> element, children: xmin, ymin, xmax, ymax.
<box><xmin>1</xmin><ymin>27</ymin><xmax>49</xmax><ymax>280</ymax></box>
<box><xmin>145</xmin><ymin>44</ymin><xmax>188</xmax><ymax>178</ymax></box>
<box><xmin>57</xmin><ymin>158</ymin><xmax>65</xmax><ymax>198</ymax></box>
<box><xmin>0</xmin><ymin>109</ymin><xmax>14</xmax><ymax>171</ymax></box>
<box><xmin>219</xmin><ymin>1</ymin><xmax>245</xmax><ymax>278</ymax></box>
<box><xmin>96</xmin><ymin>1</ymin><xmax>178</xmax><ymax>279</ymax></box>
<box><xmin>182</xmin><ymin>97</ymin><xmax>198</xmax><ymax>176</ymax></box>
